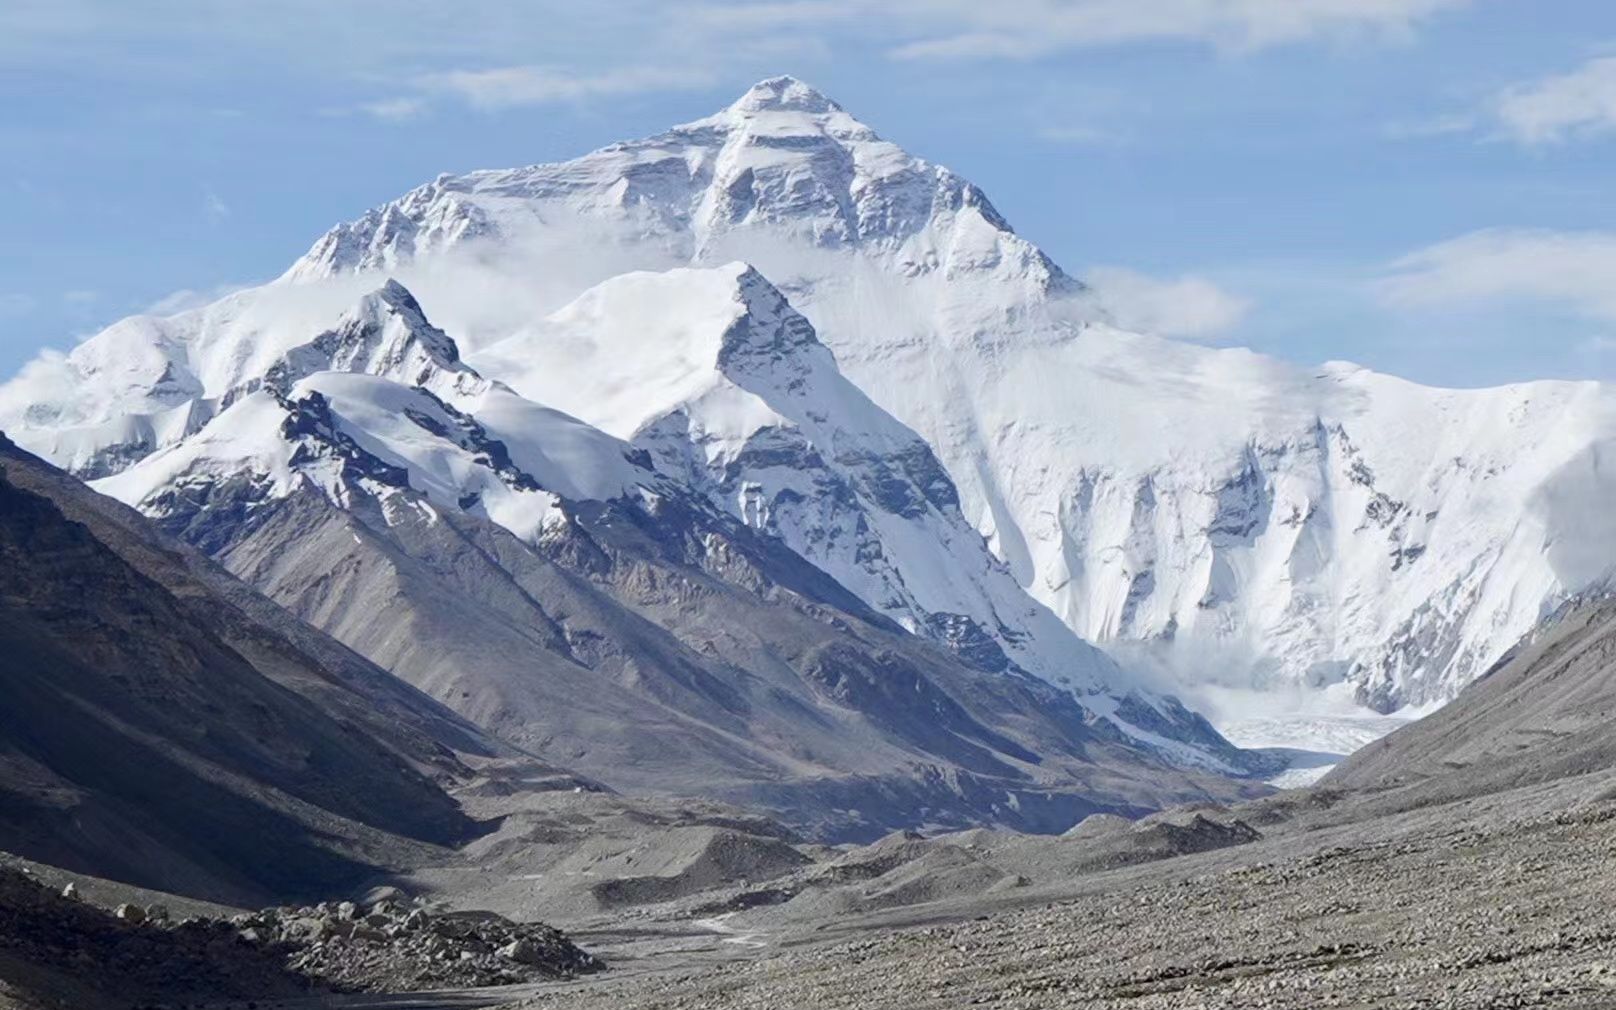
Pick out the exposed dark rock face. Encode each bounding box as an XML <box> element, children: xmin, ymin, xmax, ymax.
<box><xmin>0</xmin><ymin>435</ymin><xmax>489</xmax><ymax>906</ymax></box>
<box><xmin>1329</xmin><ymin>592</ymin><xmax>1616</xmax><ymax>799</ymax></box>
<box><xmin>0</xmin><ymin>866</ymin><xmax>314</xmax><ymax>1009</ymax></box>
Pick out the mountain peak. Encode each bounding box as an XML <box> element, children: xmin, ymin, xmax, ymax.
<box><xmin>358</xmin><ymin>278</ymin><xmax>434</xmax><ymax>334</ymax></box>
<box><xmin>725</xmin><ymin>75</ymin><xmax>842</xmax><ymax>117</ymax></box>
<box><xmin>717</xmin><ymin>264</ymin><xmax>823</xmax><ymax>371</ymax></box>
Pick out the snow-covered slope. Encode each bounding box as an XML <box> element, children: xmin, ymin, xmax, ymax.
<box><xmin>474</xmin><ymin>262</ymin><xmax>1120</xmax><ymax>696</ymax></box>
<box><xmin>6</xmin><ymin>75</ymin><xmax>1614</xmax><ymax>747</ymax></box>
<box><xmin>30</xmin><ymin>278</ymin><xmax>1266</xmax><ymax>834</ymax></box>
<box><xmin>85</xmin><ymin>279</ymin><xmax>662</xmax><ymax>547</ymax></box>
<box><xmin>69</xmin><ymin>269</ymin><xmax>1238</xmax><ymax>766</ymax></box>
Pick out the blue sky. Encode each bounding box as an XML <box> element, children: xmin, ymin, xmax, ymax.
<box><xmin>4</xmin><ymin>1</ymin><xmax>1616</xmax><ymax>387</ymax></box>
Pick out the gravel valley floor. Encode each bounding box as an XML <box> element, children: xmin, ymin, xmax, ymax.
<box><xmin>493</xmin><ymin>772</ymin><xmax>1616</xmax><ymax>1010</ymax></box>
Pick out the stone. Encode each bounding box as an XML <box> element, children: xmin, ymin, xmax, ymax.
<box><xmin>499</xmin><ymin>938</ymin><xmax>546</xmax><ymax>965</ymax></box>
<box><xmin>323</xmin><ymin>918</ymin><xmax>357</xmax><ymax>939</ymax></box>
<box><xmin>284</xmin><ymin>917</ymin><xmax>325</xmax><ymax>941</ymax></box>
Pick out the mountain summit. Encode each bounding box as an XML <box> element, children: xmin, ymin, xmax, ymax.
<box><xmin>278</xmin><ymin>76</ymin><xmax>1071</xmax><ymax>299</ymax></box>
<box><xmin>723</xmin><ymin>75</ymin><xmax>845</xmax><ymax>115</ymax></box>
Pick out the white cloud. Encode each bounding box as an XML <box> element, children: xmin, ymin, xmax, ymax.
<box><xmin>676</xmin><ymin>1</ymin><xmax>859</xmax><ymax>31</ymax></box>
<box><xmin>1381</xmin><ymin>112</ymin><xmax>1475</xmax><ymax>140</ymax></box>
<box><xmin>0</xmin><ymin>0</ymin><xmax>1476</xmax><ymax>114</ymax></box>
<box><xmin>673</xmin><ymin>0</ymin><xmax>1472</xmax><ymax>61</ymax></box>
<box><xmin>1037</xmin><ymin>124</ymin><xmax>1117</xmax><ymax>145</ymax></box>
<box><xmin>203</xmin><ymin>189</ymin><xmax>231</xmax><ymax>224</ymax></box>
<box><xmin>1493</xmin><ymin>55</ymin><xmax>1616</xmax><ymax>145</ymax></box>
<box><xmin>1084</xmin><ymin>266</ymin><xmax>1252</xmax><ymax>340</ymax></box>
<box><xmin>1576</xmin><ymin>335</ymin><xmax>1616</xmax><ymax>356</ymax></box>
<box><xmin>1378</xmin><ymin>228</ymin><xmax>1616</xmax><ymax>321</ymax></box>
<box><xmin>881</xmin><ymin>0</ymin><xmax>1472</xmax><ymax>61</ymax></box>
<box><xmin>355</xmin><ymin>63</ymin><xmax>717</xmax><ymax>120</ymax></box>
<box><xmin>359</xmin><ymin>97</ymin><xmax>427</xmax><ymax>122</ymax></box>
<box><xmin>0</xmin><ymin>348</ymin><xmax>75</xmax><ymax>430</ymax></box>
<box><xmin>417</xmin><ymin>65</ymin><xmax>714</xmax><ymax>111</ymax></box>
<box><xmin>143</xmin><ymin>281</ymin><xmax>254</xmax><ymax>316</ymax></box>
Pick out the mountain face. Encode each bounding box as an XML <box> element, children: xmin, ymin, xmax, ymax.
<box><xmin>1326</xmin><ymin>590</ymin><xmax>1616</xmax><ymax>802</ymax></box>
<box><xmin>0</xmin><ymin>435</ymin><xmax>487</xmax><ymax>905</ymax></box>
<box><xmin>269</xmin><ymin>75</ymin><xmax>1616</xmax><ymax>720</ymax></box>
<box><xmin>4</xmin><ymin>74</ymin><xmax>1599</xmax><ymax>756</ymax></box>
<box><xmin>473</xmin><ymin>264</ymin><xmax>1123</xmax><ymax>698</ymax></box>
<box><xmin>18</xmin><ymin>267</ymin><xmax>1258</xmax><ymax>839</ymax></box>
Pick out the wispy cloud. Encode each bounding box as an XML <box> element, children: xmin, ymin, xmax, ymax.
<box><xmin>680</xmin><ymin>0</ymin><xmax>1473</xmax><ymax>61</ymax></box>
<box><xmin>203</xmin><ymin>189</ymin><xmax>231</xmax><ymax>225</ymax></box>
<box><xmin>0</xmin><ymin>1</ymin><xmax>1475</xmax><ymax>88</ymax></box>
<box><xmin>1378</xmin><ymin>228</ymin><xmax>1616</xmax><ymax>321</ymax></box>
<box><xmin>1575</xmin><ymin>335</ymin><xmax>1616</xmax><ymax>356</ymax></box>
<box><xmin>1491</xmin><ymin>55</ymin><xmax>1616</xmax><ymax>146</ymax></box>
<box><xmin>359</xmin><ymin>97</ymin><xmax>428</xmax><ymax>123</ymax></box>
<box><xmin>1037</xmin><ymin>124</ymin><xmax>1118</xmax><ymax>146</ymax></box>
<box><xmin>353</xmin><ymin>64</ymin><xmax>717</xmax><ymax>121</ymax></box>
<box><xmin>143</xmin><ymin>281</ymin><xmax>255</xmax><ymax>316</ymax></box>
<box><xmin>1084</xmin><ymin>266</ymin><xmax>1252</xmax><ymax>341</ymax></box>
<box><xmin>881</xmin><ymin>0</ymin><xmax>1473</xmax><ymax>61</ymax></box>
<box><xmin>1381</xmin><ymin>112</ymin><xmax>1476</xmax><ymax>140</ymax></box>
<box><xmin>413</xmin><ymin>65</ymin><xmax>713</xmax><ymax>112</ymax></box>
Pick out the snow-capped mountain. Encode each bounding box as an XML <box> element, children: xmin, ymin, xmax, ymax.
<box><xmin>6</xmin><ymin>75</ymin><xmax>1613</xmax><ymax>755</ymax></box>
<box><xmin>25</xmin><ymin>274</ymin><xmax>1261</xmax><ymax>836</ymax></box>
<box><xmin>475</xmin><ymin>263</ymin><xmax>1111</xmax><ymax>693</ymax></box>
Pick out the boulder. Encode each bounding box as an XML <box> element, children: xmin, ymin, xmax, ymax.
<box><xmin>499</xmin><ymin>938</ymin><xmax>557</xmax><ymax>965</ymax></box>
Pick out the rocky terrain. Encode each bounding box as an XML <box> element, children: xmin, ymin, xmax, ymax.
<box><xmin>1328</xmin><ymin>591</ymin><xmax>1616</xmax><ymax>801</ymax></box>
<box><xmin>9</xmin><ymin>569</ymin><xmax>1616</xmax><ymax>1009</ymax></box>
<box><xmin>487</xmin><ymin>593</ymin><xmax>1616</xmax><ymax>1008</ymax></box>
<box><xmin>506</xmin><ymin>771</ymin><xmax>1616</xmax><ymax>1010</ymax></box>
<box><xmin>230</xmin><ymin>895</ymin><xmax>598</xmax><ymax>991</ymax></box>
<box><xmin>0</xmin><ymin>434</ymin><xmax>494</xmax><ymax>905</ymax></box>
<box><xmin>0</xmin><ymin>865</ymin><xmax>595</xmax><ymax>1009</ymax></box>
<box><xmin>411</xmin><ymin>593</ymin><xmax>1616</xmax><ymax>1007</ymax></box>
<box><xmin>0</xmin><ymin>864</ymin><xmax>313</xmax><ymax>1010</ymax></box>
